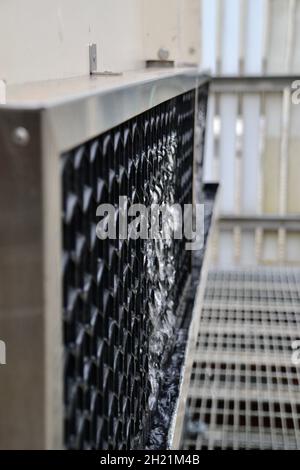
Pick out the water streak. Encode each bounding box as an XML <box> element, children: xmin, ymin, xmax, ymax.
<box><xmin>146</xmin><ymin>132</ymin><xmax>178</xmax><ymax>411</ymax></box>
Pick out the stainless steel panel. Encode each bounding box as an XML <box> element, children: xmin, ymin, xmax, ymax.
<box><xmin>0</xmin><ymin>109</ymin><xmax>45</xmax><ymax>449</ymax></box>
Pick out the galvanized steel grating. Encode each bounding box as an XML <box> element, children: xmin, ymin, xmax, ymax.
<box><xmin>182</xmin><ymin>268</ymin><xmax>300</xmax><ymax>450</ymax></box>
<box><xmin>61</xmin><ymin>90</ymin><xmax>200</xmax><ymax>450</ymax></box>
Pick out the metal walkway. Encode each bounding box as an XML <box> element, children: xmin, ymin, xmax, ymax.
<box><xmin>182</xmin><ymin>268</ymin><xmax>300</xmax><ymax>450</ymax></box>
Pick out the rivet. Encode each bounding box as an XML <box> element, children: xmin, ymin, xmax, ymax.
<box><xmin>12</xmin><ymin>127</ymin><xmax>30</xmax><ymax>146</ymax></box>
<box><xmin>157</xmin><ymin>48</ymin><xmax>170</xmax><ymax>61</ymax></box>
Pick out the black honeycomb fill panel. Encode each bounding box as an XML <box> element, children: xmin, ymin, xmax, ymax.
<box><xmin>62</xmin><ymin>91</ymin><xmax>195</xmax><ymax>449</ymax></box>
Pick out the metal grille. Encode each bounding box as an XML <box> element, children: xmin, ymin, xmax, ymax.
<box><xmin>182</xmin><ymin>268</ymin><xmax>300</xmax><ymax>450</ymax></box>
<box><xmin>61</xmin><ymin>90</ymin><xmax>196</xmax><ymax>449</ymax></box>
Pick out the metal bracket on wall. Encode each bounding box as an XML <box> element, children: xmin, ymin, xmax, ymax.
<box><xmin>0</xmin><ymin>79</ymin><xmax>6</xmax><ymax>104</ymax></box>
<box><xmin>89</xmin><ymin>43</ymin><xmax>123</xmax><ymax>77</ymax></box>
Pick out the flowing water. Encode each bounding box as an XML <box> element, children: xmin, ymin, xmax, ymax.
<box><xmin>146</xmin><ymin>132</ymin><xmax>178</xmax><ymax>413</ymax></box>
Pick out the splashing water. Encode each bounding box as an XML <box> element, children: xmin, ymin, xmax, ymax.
<box><xmin>146</xmin><ymin>132</ymin><xmax>178</xmax><ymax>412</ymax></box>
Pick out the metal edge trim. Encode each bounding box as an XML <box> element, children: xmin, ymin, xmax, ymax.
<box><xmin>0</xmin><ymin>72</ymin><xmax>210</xmax><ymax>111</ymax></box>
<box><xmin>169</xmin><ymin>188</ymin><xmax>220</xmax><ymax>449</ymax></box>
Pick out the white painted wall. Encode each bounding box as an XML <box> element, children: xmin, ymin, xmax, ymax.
<box><xmin>0</xmin><ymin>0</ymin><xmax>145</xmax><ymax>85</ymax></box>
<box><xmin>142</xmin><ymin>0</ymin><xmax>200</xmax><ymax>64</ymax></box>
<box><xmin>0</xmin><ymin>0</ymin><xmax>201</xmax><ymax>86</ymax></box>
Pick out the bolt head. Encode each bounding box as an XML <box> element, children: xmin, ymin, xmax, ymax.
<box><xmin>12</xmin><ymin>127</ymin><xmax>30</xmax><ymax>146</ymax></box>
<box><xmin>157</xmin><ymin>48</ymin><xmax>170</xmax><ymax>61</ymax></box>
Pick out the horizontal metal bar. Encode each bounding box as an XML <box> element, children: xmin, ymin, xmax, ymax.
<box><xmin>188</xmin><ymin>388</ymin><xmax>300</xmax><ymax>404</ymax></box>
<box><xmin>211</xmin><ymin>75</ymin><xmax>298</xmax><ymax>93</ymax></box>
<box><xmin>198</xmin><ymin>323</ymin><xmax>298</xmax><ymax>337</ymax></box>
<box><xmin>189</xmin><ymin>351</ymin><xmax>295</xmax><ymax>367</ymax></box>
<box><xmin>218</xmin><ymin>214</ymin><xmax>300</xmax><ymax>231</ymax></box>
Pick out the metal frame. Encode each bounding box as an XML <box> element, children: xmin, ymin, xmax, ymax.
<box><xmin>170</xmin><ymin>189</ymin><xmax>220</xmax><ymax>449</ymax></box>
<box><xmin>182</xmin><ymin>266</ymin><xmax>300</xmax><ymax>450</ymax></box>
<box><xmin>0</xmin><ymin>69</ymin><xmax>209</xmax><ymax>449</ymax></box>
